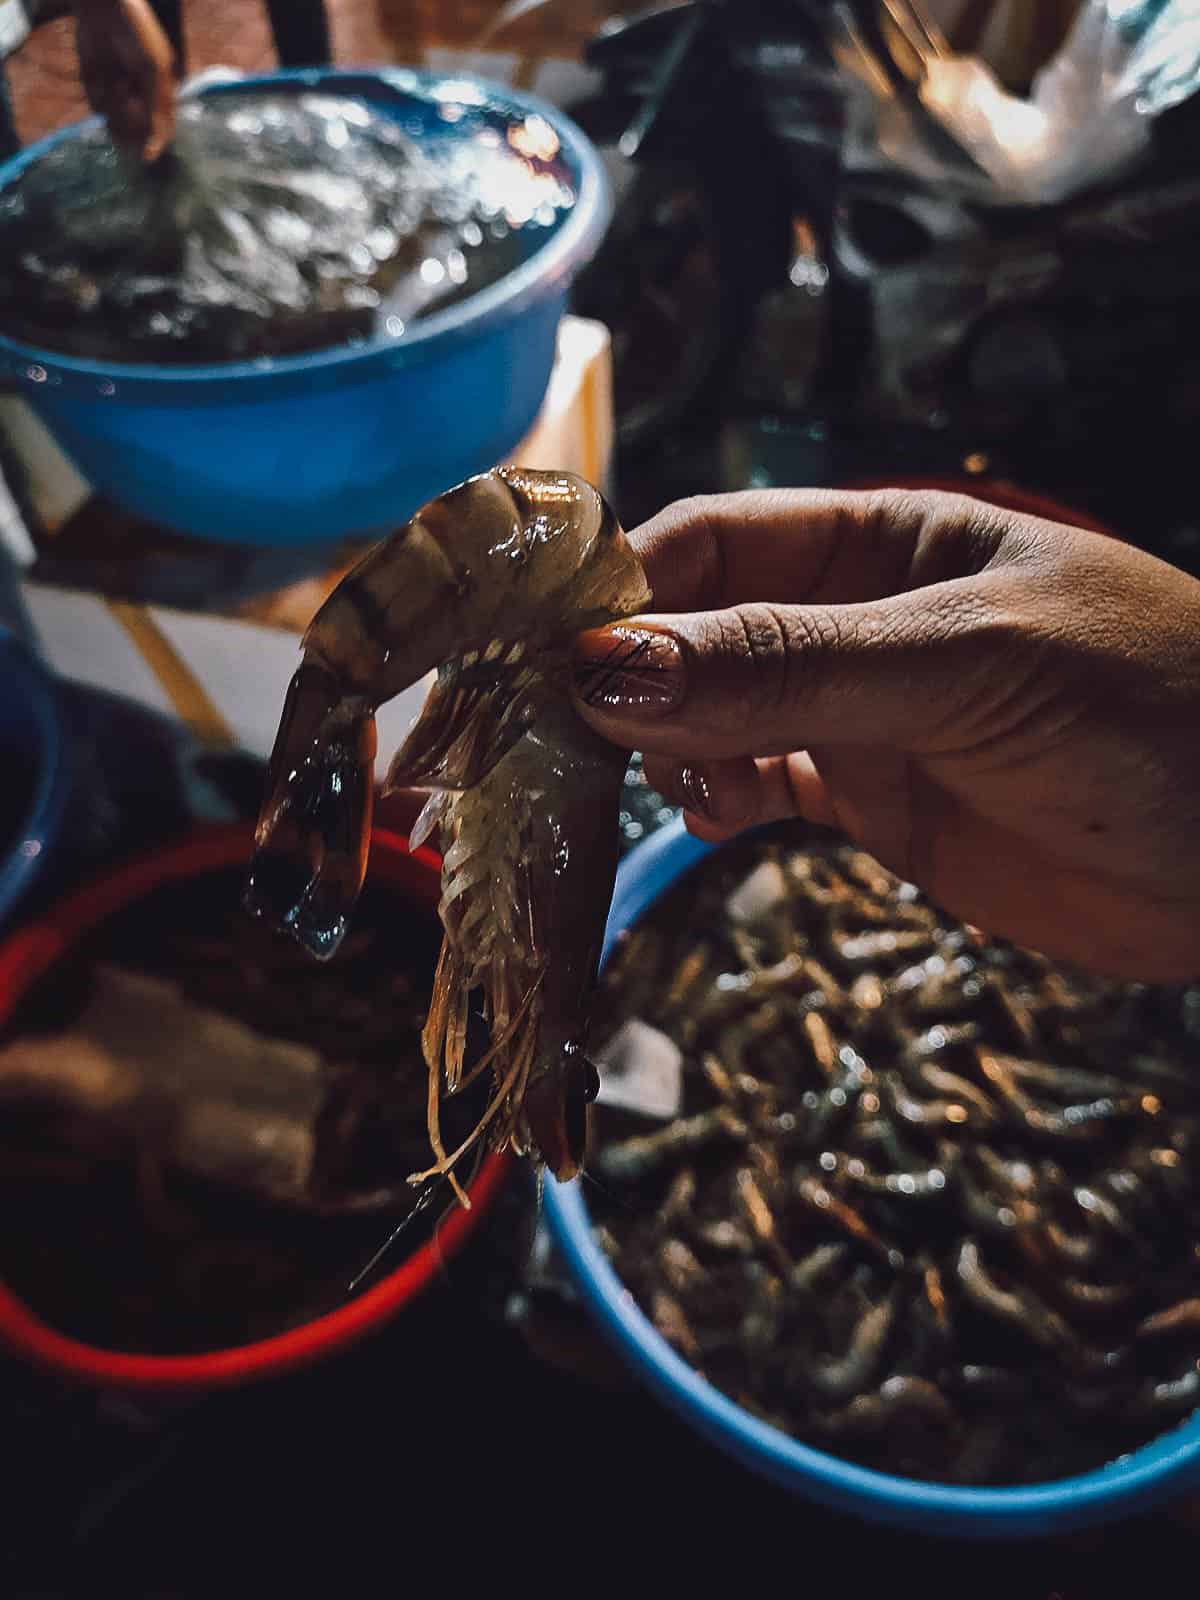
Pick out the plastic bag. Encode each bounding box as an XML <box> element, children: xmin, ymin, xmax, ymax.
<box><xmin>834</xmin><ymin>0</ymin><xmax>1200</xmax><ymax>207</ymax></box>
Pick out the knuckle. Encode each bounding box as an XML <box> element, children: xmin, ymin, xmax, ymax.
<box><xmin>669</xmin><ymin>493</ymin><xmax>718</xmax><ymax>528</ymax></box>
<box><xmin>708</xmin><ymin>603</ymin><xmax>820</xmax><ymax>723</ymax></box>
<box><xmin>633</xmin><ymin>495</ymin><xmax>726</xmax><ymax>612</ymax></box>
<box><xmin>647</xmin><ymin>494</ymin><xmax>721</xmax><ymax>551</ymax></box>
<box><xmin>907</xmin><ymin>488</ymin><xmax>979</xmax><ymax>525</ymax></box>
<box><xmin>737</xmin><ymin>606</ymin><xmax>792</xmax><ymax>709</ymax></box>
<box><xmin>905</xmin><ymin>583</ymin><xmax>990</xmax><ymax>648</ymax></box>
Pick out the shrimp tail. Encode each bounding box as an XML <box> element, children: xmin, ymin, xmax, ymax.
<box><xmin>244</xmin><ymin>660</ymin><xmax>377</xmax><ymax>960</ymax></box>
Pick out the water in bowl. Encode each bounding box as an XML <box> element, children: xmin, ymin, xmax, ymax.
<box><xmin>0</xmin><ymin>90</ymin><xmax>577</xmax><ymax>365</ymax></box>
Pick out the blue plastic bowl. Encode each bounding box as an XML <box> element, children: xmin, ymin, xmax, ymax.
<box><xmin>543</xmin><ymin>817</ymin><xmax>1200</xmax><ymax>1538</ymax></box>
<box><xmin>0</xmin><ymin>69</ymin><xmax>610</xmax><ymax>546</ymax></box>
<box><xmin>0</xmin><ymin>632</ymin><xmax>71</xmax><ymax>925</ymax></box>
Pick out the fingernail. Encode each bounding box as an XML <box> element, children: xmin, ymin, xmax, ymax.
<box><xmin>679</xmin><ymin>764</ymin><xmax>713</xmax><ymax>819</ymax></box>
<box><xmin>572</xmin><ymin>625</ymin><xmax>685</xmax><ymax>715</ymax></box>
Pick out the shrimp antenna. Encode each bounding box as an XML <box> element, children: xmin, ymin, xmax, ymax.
<box><xmin>346</xmin><ymin>1145</ymin><xmax>487</xmax><ymax>1295</ymax></box>
<box><xmin>346</xmin><ymin>1179</ymin><xmax>441</xmax><ymax>1294</ymax></box>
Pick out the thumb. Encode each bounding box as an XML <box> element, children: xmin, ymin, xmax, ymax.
<box><xmin>570</xmin><ymin>585</ymin><xmax>995</xmax><ymax>761</ymax></box>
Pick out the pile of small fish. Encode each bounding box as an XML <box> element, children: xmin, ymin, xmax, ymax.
<box><xmin>589</xmin><ymin>830</ymin><xmax>1200</xmax><ymax>1486</ymax></box>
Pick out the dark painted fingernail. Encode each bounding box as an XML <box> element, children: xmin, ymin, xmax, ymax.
<box><xmin>679</xmin><ymin>764</ymin><xmax>713</xmax><ymax>819</ymax></box>
<box><xmin>572</xmin><ymin>625</ymin><xmax>685</xmax><ymax>715</ymax></box>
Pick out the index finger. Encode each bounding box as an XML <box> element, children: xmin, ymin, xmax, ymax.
<box><xmin>124</xmin><ymin>0</ymin><xmax>176</xmax><ymax>159</ymax></box>
<box><xmin>143</xmin><ymin>61</ymin><xmax>176</xmax><ymax>162</ymax></box>
<box><xmin>629</xmin><ymin>488</ymin><xmax>1014</xmax><ymax>614</ymax></box>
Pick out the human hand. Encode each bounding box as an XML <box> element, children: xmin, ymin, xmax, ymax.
<box><xmin>73</xmin><ymin>0</ymin><xmax>175</xmax><ymax>162</ymax></box>
<box><xmin>571</xmin><ymin>489</ymin><xmax>1200</xmax><ymax>982</ymax></box>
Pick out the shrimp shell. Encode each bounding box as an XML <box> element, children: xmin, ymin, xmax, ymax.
<box><xmin>248</xmin><ymin>469</ymin><xmax>651</xmax><ymax>1197</ymax></box>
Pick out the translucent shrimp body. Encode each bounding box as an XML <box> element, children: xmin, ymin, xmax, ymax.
<box><xmin>246</xmin><ymin>468</ymin><xmax>650</xmax><ymax>1198</ymax></box>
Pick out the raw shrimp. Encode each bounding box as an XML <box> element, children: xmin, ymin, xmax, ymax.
<box><xmin>585</xmin><ymin>829</ymin><xmax>1200</xmax><ymax>1485</ymax></box>
<box><xmin>246</xmin><ymin>468</ymin><xmax>651</xmax><ymax>1199</ymax></box>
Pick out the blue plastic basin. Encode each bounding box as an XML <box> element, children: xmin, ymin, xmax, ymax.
<box><xmin>0</xmin><ymin>632</ymin><xmax>70</xmax><ymax>925</ymax></box>
<box><xmin>543</xmin><ymin>817</ymin><xmax>1200</xmax><ymax>1538</ymax></box>
<box><xmin>0</xmin><ymin>69</ymin><xmax>610</xmax><ymax>546</ymax></box>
